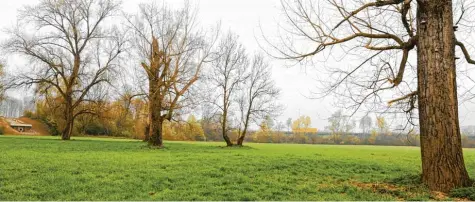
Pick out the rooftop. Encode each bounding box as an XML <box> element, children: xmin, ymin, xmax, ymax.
<box><xmin>6</xmin><ymin>119</ymin><xmax>32</xmax><ymax>127</ymax></box>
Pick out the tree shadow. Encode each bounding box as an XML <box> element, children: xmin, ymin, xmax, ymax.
<box><xmin>386</xmin><ymin>174</ymin><xmax>422</xmax><ymax>186</ymax></box>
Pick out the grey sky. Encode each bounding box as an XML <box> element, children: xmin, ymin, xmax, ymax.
<box><xmin>1</xmin><ymin>0</ymin><xmax>474</xmax><ymax>131</ymax></box>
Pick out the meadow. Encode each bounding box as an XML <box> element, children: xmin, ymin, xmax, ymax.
<box><xmin>1</xmin><ymin>135</ymin><xmax>474</xmax><ymax>201</ymax></box>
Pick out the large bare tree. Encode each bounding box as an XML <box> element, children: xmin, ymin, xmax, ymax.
<box><xmin>125</xmin><ymin>2</ymin><xmax>217</xmax><ymax>147</ymax></box>
<box><xmin>3</xmin><ymin>0</ymin><xmax>124</xmax><ymax>140</ymax></box>
<box><xmin>236</xmin><ymin>54</ymin><xmax>281</xmax><ymax>146</ymax></box>
<box><xmin>265</xmin><ymin>0</ymin><xmax>475</xmax><ymax>192</ymax></box>
<box><xmin>207</xmin><ymin>32</ymin><xmax>248</xmax><ymax>146</ymax></box>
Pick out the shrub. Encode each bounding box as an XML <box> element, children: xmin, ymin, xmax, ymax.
<box><xmin>450</xmin><ymin>187</ymin><xmax>475</xmax><ymax>200</ymax></box>
<box><xmin>84</xmin><ymin>122</ymin><xmax>110</xmax><ymax>136</ymax></box>
<box><xmin>39</xmin><ymin>118</ymin><xmax>60</xmax><ymax>136</ymax></box>
<box><xmin>23</xmin><ymin>110</ymin><xmax>35</xmax><ymax>118</ymax></box>
<box><xmin>0</xmin><ymin>126</ymin><xmax>4</xmax><ymax>135</ymax></box>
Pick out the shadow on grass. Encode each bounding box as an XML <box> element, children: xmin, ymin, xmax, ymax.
<box><xmin>216</xmin><ymin>145</ymin><xmax>256</xmax><ymax>150</ymax></box>
<box><xmin>387</xmin><ymin>175</ymin><xmax>475</xmax><ymax>200</ymax></box>
<box><xmin>6</xmin><ymin>136</ymin><xmax>259</xmax><ymax>152</ymax></box>
<box><xmin>160</xmin><ymin>142</ymin><xmax>258</xmax><ymax>152</ymax></box>
<box><xmin>450</xmin><ymin>186</ymin><xmax>475</xmax><ymax>200</ymax></box>
<box><xmin>387</xmin><ymin>174</ymin><xmax>422</xmax><ymax>186</ymax></box>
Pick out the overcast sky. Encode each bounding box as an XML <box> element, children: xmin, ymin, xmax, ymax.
<box><xmin>1</xmin><ymin>0</ymin><xmax>474</xmax><ymax>131</ymax></box>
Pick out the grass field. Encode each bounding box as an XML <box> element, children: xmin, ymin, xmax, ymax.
<box><xmin>1</xmin><ymin>135</ymin><xmax>474</xmax><ymax>201</ymax></box>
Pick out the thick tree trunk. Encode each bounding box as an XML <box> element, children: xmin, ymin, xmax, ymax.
<box><xmin>236</xmin><ymin>135</ymin><xmax>245</xmax><ymax>146</ymax></box>
<box><xmin>417</xmin><ymin>0</ymin><xmax>471</xmax><ymax>192</ymax></box>
<box><xmin>61</xmin><ymin>121</ymin><xmax>73</xmax><ymax>140</ymax></box>
<box><xmin>61</xmin><ymin>100</ymin><xmax>74</xmax><ymax>140</ymax></box>
<box><xmin>149</xmin><ymin>118</ymin><xmax>163</xmax><ymax>147</ymax></box>
<box><xmin>148</xmin><ymin>82</ymin><xmax>164</xmax><ymax>147</ymax></box>
<box><xmin>143</xmin><ymin>123</ymin><xmax>150</xmax><ymax>142</ymax></box>
<box><xmin>236</xmin><ymin>132</ymin><xmax>245</xmax><ymax>146</ymax></box>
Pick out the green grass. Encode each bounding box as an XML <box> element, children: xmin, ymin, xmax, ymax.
<box><xmin>1</xmin><ymin>135</ymin><xmax>474</xmax><ymax>201</ymax></box>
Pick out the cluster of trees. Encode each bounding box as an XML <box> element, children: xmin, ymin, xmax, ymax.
<box><xmin>0</xmin><ymin>96</ymin><xmax>35</xmax><ymax>118</ymax></box>
<box><xmin>1</xmin><ymin>0</ymin><xmax>281</xmax><ymax>148</ymax></box>
<box><xmin>203</xmin><ymin>33</ymin><xmax>282</xmax><ymax>146</ymax></box>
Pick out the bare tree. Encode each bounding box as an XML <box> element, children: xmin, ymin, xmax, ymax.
<box><xmin>207</xmin><ymin>32</ymin><xmax>248</xmax><ymax>146</ymax></box>
<box><xmin>0</xmin><ymin>96</ymin><xmax>23</xmax><ymax>117</ymax></box>
<box><xmin>125</xmin><ymin>2</ymin><xmax>217</xmax><ymax>147</ymax></box>
<box><xmin>325</xmin><ymin>110</ymin><xmax>355</xmax><ymax>144</ymax></box>
<box><xmin>359</xmin><ymin>115</ymin><xmax>372</xmax><ymax>135</ymax></box>
<box><xmin>3</xmin><ymin>0</ymin><xmax>124</xmax><ymax>140</ymax></box>
<box><xmin>265</xmin><ymin>0</ymin><xmax>474</xmax><ymax>191</ymax></box>
<box><xmin>236</xmin><ymin>54</ymin><xmax>281</xmax><ymax>146</ymax></box>
<box><xmin>286</xmin><ymin>118</ymin><xmax>292</xmax><ymax>133</ymax></box>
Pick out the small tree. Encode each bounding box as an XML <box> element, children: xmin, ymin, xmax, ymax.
<box><xmin>376</xmin><ymin>116</ymin><xmax>389</xmax><ymax>135</ymax></box>
<box><xmin>325</xmin><ymin>110</ymin><xmax>355</xmax><ymax>144</ymax></box>
<box><xmin>207</xmin><ymin>32</ymin><xmax>248</xmax><ymax>146</ymax></box>
<box><xmin>359</xmin><ymin>115</ymin><xmax>372</xmax><ymax>135</ymax></box>
<box><xmin>236</xmin><ymin>60</ymin><xmax>281</xmax><ymax>146</ymax></box>
<box><xmin>286</xmin><ymin>118</ymin><xmax>292</xmax><ymax>133</ymax></box>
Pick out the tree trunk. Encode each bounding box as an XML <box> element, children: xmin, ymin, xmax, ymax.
<box><xmin>236</xmin><ymin>135</ymin><xmax>244</xmax><ymax>146</ymax></box>
<box><xmin>417</xmin><ymin>0</ymin><xmax>471</xmax><ymax>192</ymax></box>
<box><xmin>221</xmin><ymin>103</ymin><xmax>233</xmax><ymax>146</ymax></box>
<box><xmin>143</xmin><ymin>123</ymin><xmax>150</xmax><ymax>142</ymax></box>
<box><xmin>237</xmin><ymin>105</ymin><xmax>252</xmax><ymax>146</ymax></box>
<box><xmin>236</xmin><ymin>119</ymin><xmax>250</xmax><ymax>146</ymax></box>
<box><xmin>148</xmin><ymin>82</ymin><xmax>164</xmax><ymax>147</ymax></box>
<box><xmin>236</xmin><ymin>132</ymin><xmax>245</xmax><ymax>145</ymax></box>
<box><xmin>61</xmin><ymin>100</ymin><xmax>74</xmax><ymax>140</ymax></box>
<box><xmin>221</xmin><ymin>116</ymin><xmax>233</xmax><ymax>147</ymax></box>
<box><xmin>149</xmin><ymin>118</ymin><xmax>163</xmax><ymax>147</ymax></box>
<box><xmin>61</xmin><ymin>121</ymin><xmax>73</xmax><ymax>140</ymax></box>
<box><xmin>148</xmin><ymin>104</ymin><xmax>163</xmax><ymax>147</ymax></box>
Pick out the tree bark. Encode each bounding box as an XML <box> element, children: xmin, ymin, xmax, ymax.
<box><xmin>236</xmin><ymin>134</ymin><xmax>245</xmax><ymax>146</ymax></box>
<box><xmin>417</xmin><ymin>0</ymin><xmax>471</xmax><ymax>192</ymax></box>
<box><xmin>148</xmin><ymin>82</ymin><xmax>164</xmax><ymax>147</ymax></box>
<box><xmin>236</xmin><ymin>108</ymin><xmax>251</xmax><ymax>146</ymax></box>
<box><xmin>149</xmin><ymin>118</ymin><xmax>163</xmax><ymax>147</ymax></box>
<box><xmin>61</xmin><ymin>98</ymin><xmax>74</xmax><ymax>140</ymax></box>
<box><xmin>221</xmin><ymin>112</ymin><xmax>233</xmax><ymax>146</ymax></box>
<box><xmin>143</xmin><ymin>123</ymin><xmax>150</xmax><ymax>142</ymax></box>
<box><xmin>61</xmin><ymin>120</ymin><xmax>73</xmax><ymax>140</ymax></box>
<box><xmin>221</xmin><ymin>92</ymin><xmax>233</xmax><ymax>146</ymax></box>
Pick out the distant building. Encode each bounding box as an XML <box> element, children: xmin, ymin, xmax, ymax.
<box><xmin>7</xmin><ymin>119</ymin><xmax>33</xmax><ymax>133</ymax></box>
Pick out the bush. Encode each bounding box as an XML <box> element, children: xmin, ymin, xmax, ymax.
<box><xmin>0</xmin><ymin>126</ymin><xmax>4</xmax><ymax>135</ymax></box>
<box><xmin>23</xmin><ymin>110</ymin><xmax>35</xmax><ymax>118</ymax></box>
<box><xmin>39</xmin><ymin>118</ymin><xmax>60</xmax><ymax>136</ymax></box>
<box><xmin>84</xmin><ymin>122</ymin><xmax>110</xmax><ymax>136</ymax></box>
<box><xmin>450</xmin><ymin>187</ymin><xmax>475</xmax><ymax>200</ymax></box>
